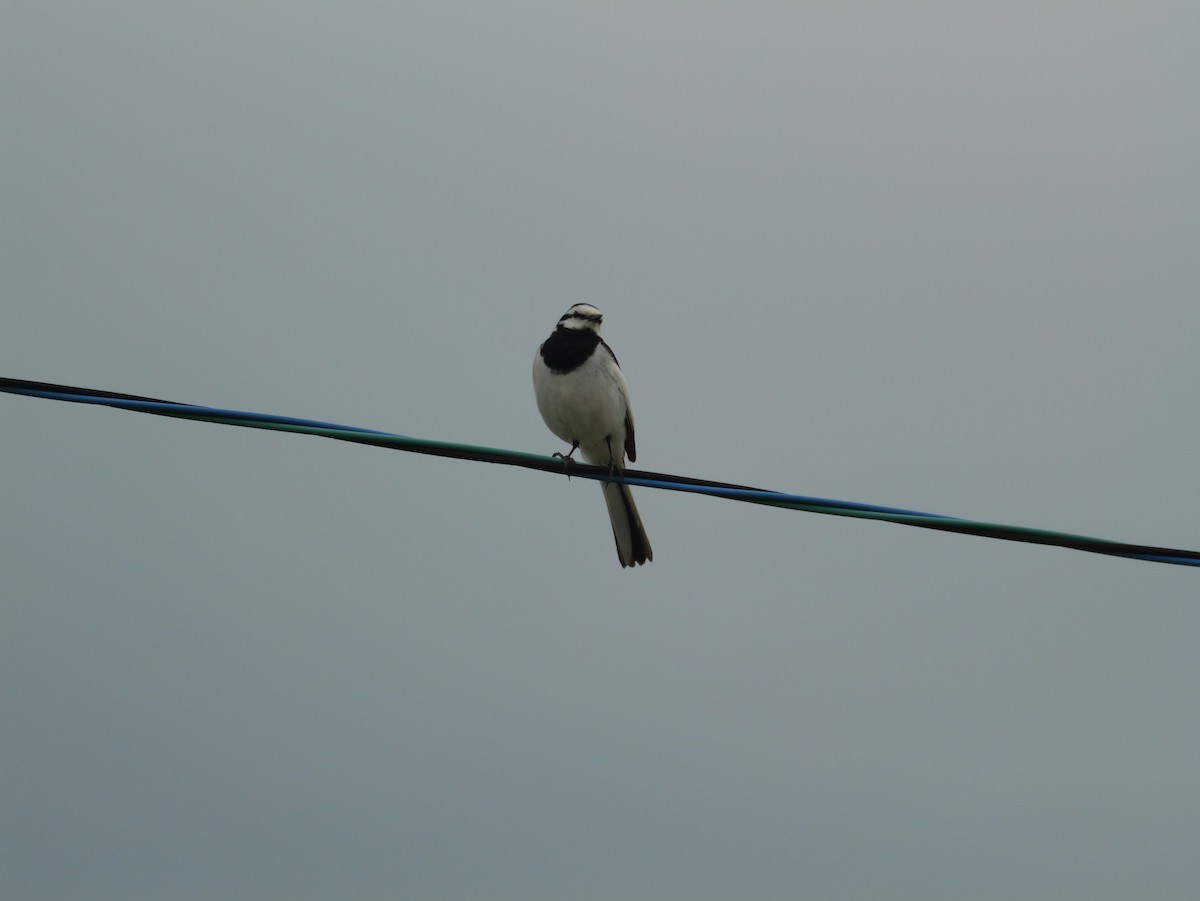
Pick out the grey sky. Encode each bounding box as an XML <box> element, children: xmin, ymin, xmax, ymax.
<box><xmin>4</xmin><ymin>3</ymin><xmax>1199</xmax><ymax>899</ymax></box>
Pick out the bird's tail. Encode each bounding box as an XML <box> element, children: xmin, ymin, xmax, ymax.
<box><xmin>601</xmin><ymin>479</ymin><xmax>653</xmax><ymax>568</ymax></box>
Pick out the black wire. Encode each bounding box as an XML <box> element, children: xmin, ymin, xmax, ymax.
<box><xmin>4</xmin><ymin>377</ymin><xmax>1198</xmax><ymax>568</ymax></box>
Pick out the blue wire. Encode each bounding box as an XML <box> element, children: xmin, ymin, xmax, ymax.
<box><xmin>4</xmin><ymin>377</ymin><xmax>1198</xmax><ymax>568</ymax></box>
<box><xmin>623</xmin><ymin>476</ymin><xmax>962</xmax><ymax>520</ymax></box>
<box><xmin>24</xmin><ymin>389</ymin><xmax>399</xmax><ymax>437</ymax></box>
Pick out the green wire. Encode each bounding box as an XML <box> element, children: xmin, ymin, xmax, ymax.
<box><xmin>3</xmin><ymin>377</ymin><xmax>1198</xmax><ymax>568</ymax></box>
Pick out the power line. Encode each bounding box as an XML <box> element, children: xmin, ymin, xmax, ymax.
<box><xmin>4</xmin><ymin>377</ymin><xmax>1198</xmax><ymax>568</ymax></box>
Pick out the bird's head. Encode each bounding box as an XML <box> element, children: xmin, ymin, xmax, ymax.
<box><xmin>557</xmin><ymin>303</ymin><xmax>603</xmax><ymax>333</ymax></box>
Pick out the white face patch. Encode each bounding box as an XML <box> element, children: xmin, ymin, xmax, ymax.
<box><xmin>559</xmin><ymin>303</ymin><xmax>603</xmax><ymax>331</ymax></box>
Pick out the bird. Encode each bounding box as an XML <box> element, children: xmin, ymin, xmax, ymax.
<box><xmin>533</xmin><ymin>303</ymin><xmax>653</xmax><ymax>568</ymax></box>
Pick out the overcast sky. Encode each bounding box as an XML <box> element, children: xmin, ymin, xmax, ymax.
<box><xmin>4</xmin><ymin>3</ymin><xmax>1199</xmax><ymax>899</ymax></box>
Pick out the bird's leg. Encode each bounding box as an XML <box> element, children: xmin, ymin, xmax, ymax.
<box><xmin>604</xmin><ymin>437</ymin><xmax>618</xmax><ymax>480</ymax></box>
<box><xmin>553</xmin><ymin>441</ymin><xmax>579</xmax><ymax>478</ymax></box>
<box><xmin>552</xmin><ymin>441</ymin><xmax>579</xmax><ymax>462</ymax></box>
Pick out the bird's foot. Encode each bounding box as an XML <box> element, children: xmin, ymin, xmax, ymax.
<box><xmin>552</xmin><ymin>443</ymin><xmax>579</xmax><ymax>479</ymax></box>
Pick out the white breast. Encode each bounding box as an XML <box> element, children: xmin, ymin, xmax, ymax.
<box><xmin>533</xmin><ymin>347</ymin><xmax>631</xmax><ymax>467</ymax></box>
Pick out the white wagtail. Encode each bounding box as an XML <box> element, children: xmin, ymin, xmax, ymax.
<box><xmin>533</xmin><ymin>304</ymin><xmax>653</xmax><ymax>568</ymax></box>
